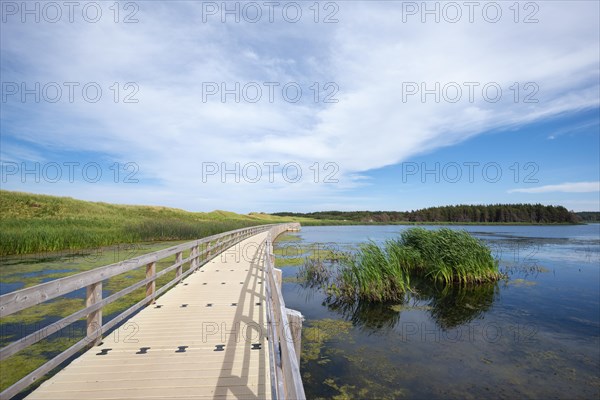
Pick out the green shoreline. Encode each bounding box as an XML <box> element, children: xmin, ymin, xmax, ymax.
<box><xmin>300</xmin><ymin>220</ymin><xmax>586</xmax><ymax>226</ymax></box>
<box><xmin>0</xmin><ymin>190</ymin><xmax>591</xmax><ymax>257</ymax></box>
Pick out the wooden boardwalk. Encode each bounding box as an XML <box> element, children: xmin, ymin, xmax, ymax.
<box><xmin>25</xmin><ymin>232</ymin><xmax>273</xmax><ymax>399</ymax></box>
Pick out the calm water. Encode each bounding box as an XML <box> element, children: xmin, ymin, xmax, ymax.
<box><xmin>1</xmin><ymin>226</ymin><xmax>598</xmax><ymax>398</ymax></box>
<box><xmin>276</xmin><ymin>225</ymin><xmax>600</xmax><ymax>399</ymax></box>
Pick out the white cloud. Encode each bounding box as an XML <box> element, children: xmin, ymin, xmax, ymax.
<box><xmin>1</xmin><ymin>1</ymin><xmax>599</xmax><ymax>211</ymax></box>
<box><xmin>508</xmin><ymin>182</ymin><xmax>600</xmax><ymax>194</ymax></box>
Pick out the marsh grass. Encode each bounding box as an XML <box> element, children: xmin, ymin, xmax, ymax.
<box><xmin>327</xmin><ymin>228</ymin><xmax>502</xmax><ymax>303</ymax></box>
<box><xmin>328</xmin><ymin>241</ymin><xmax>412</xmax><ymax>303</ymax></box>
<box><xmin>0</xmin><ymin>190</ymin><xmax>310</xmax><ymax>256</ymax></box>
<box><xmin>398</xmin><ymin>228</ymin><xmax>502</xmax><ymax>284</ymax></box>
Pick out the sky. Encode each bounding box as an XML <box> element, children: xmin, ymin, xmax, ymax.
<box><xmin>1</xmin><ymin>0</ymin><xmax>599</xmax><ymax>213</ymax></box>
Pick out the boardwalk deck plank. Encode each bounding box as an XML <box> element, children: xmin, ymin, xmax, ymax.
<box><xmin>26</xmin><ymin>232</ymin><xmax>272</xmax><ymax>400</ymax></box>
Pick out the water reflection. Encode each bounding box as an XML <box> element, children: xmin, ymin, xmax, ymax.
<box><xmin>418</xmin><ymin>281</ymin><xmax>499</xmax><ymax>329</ymax></box>
<box><xmin>326</xmin><ymin>299</ymin><xmax>402</xmax><ymax>331</ymax></box>
<box><xmin>324</xmin><ymin>280</ymin><xmax>500</xmax><ymax>331</ymax></box>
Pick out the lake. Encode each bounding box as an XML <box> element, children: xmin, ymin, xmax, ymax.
<box><xmin>275</xmin><ymin>225</ymin><xmax>600</xmax><ymax>399</ymax></box>
<box><xmin>1</xmin><ymin>225</ymin><xmax>598</xmax><ymax>398</ymax></box>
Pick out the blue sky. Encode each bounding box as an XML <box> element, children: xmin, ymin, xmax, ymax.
<box><xmin>1</xmin><ymin>1</ymin><xmax>599</xmax><ymax>213</ymax></box>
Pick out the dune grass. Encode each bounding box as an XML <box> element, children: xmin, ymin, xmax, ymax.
<box><xmin>0</xmin><ymin>190</ymin><xmax>311</xmax><ymax>256</ymax></box>
<box><xmin>328</xmin><ymin>228</ymin><xmax>502</xmax><ymax>303</ymax></box>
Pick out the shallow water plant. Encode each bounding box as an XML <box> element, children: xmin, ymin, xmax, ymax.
<box><xmin>298</xmin><ymin>258</ymin><xmax>332</xmax><ymax>287</ymax></box>
<box><xmin>398</xmin><ymin>228</ymin><xmax>502</xmax><ymax>284</ymax></box>
<box><xmin>330</xmin><ymin>241</ymin><xmax>412</xmax><ymax>303</ymax></box>
<box><xmin>330</xmin><ymin>228</ymin><xmax>502</xmax><ymax>303</ymax></box>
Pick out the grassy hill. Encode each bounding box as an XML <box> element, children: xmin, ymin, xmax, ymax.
<box><xmin>0</xmin><ymin>190</ymin><xmax>307</xmax><ymax>256</ymax></box>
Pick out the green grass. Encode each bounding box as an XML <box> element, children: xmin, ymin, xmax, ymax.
<box><xmin>329</xmin><ymin>241</ymin><xmax>413</xmax><ymax>303</ymax></box>
<box><xmin>0</xmin><ymin>190</ymin><xmax>312</xmax><ymax>256</ymax></box>
<box><xmin>328</xmin><ymin>228</ymin><xmax>502</xmax><ymax>303</ymax></box>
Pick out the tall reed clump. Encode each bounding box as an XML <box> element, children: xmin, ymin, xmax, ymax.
<box><xmin>330</xmin><ymin>241</ymin><xmax>415</xmax><ymax>303</ymax></box>
<box><xmin>330</xmin><ymin>228</ymin><xmax>502</xmax><ymax>303</ymax></box>
<box><xmin>398</xmin><ymin>228</ymin><xmax>501</xmax><ymax>284</ymax></box>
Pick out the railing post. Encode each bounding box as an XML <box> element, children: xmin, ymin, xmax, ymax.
<box><xmin>146</xmin><ymin>261</ymin><xmax>156</xmax><ymax>304</ymax></box>
<box><xmin>86</xmin><ymin>281</ymin><xmax>102</xmax><ymax>345</ymax></box>
<box><xmin>286</xmin><ymin>308</ymin><xmax>304</xmax><ymax>365</ymax></box>
<box><xmin>190</xmin><ymin>245</ymin><xmax>198</xmax><ymax>270</ymax></box>
<box><xmin>274</xmin><ymin>268</ymin><xmax>282</xmax><ymax>288</ymax></box>
<box><xmin>176</xmin><ymin>251</ymin><xmax>183</xmax><ymax>278</ymax></box>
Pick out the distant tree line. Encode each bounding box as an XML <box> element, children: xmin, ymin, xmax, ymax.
<box><xmin>273</xmin><ymin>204</ymin><xmax>584</xmax><ymax>224</ymax></box>
<box><xmin>576</xmin><ymin>212</ymin><xmax>600</xmax><ymax>222</ymax></box>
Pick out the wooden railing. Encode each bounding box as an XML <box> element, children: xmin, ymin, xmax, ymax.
<box><xmin>264</xmin><ymin>224</ymin><xmax>306</xmax><ymax>400</ymax></box>
<box><xmin>0</xmin><ymin>223</ymin><xmax>303</xmax><ymax>399</ymax></box>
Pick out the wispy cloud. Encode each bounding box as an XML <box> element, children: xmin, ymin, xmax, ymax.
<box><xmin>1</xmin><ymin>2</ymin><xmax>599</xmax><ymax>211</ymax></box>
<box><xmin>547</xmin><ymin>119</ymin><xmax>599</xmax><ymax>140</ymax></box>
<box><xmin>508</xmin><ymin>182</ymin><xmax>600</xmax><ymax>194</ymax></box>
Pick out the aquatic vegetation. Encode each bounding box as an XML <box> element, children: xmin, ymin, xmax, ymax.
<box><xmin>1</xmin><ymin>297</ymin><xmax>85</xmax><ymax>325</ymax></box>
<box><xmin>0</xmin><ymin>336</ymin><xmax>80</xmax><ymax>391</ymax></box>
<box><xmin>328</xmin><ymin>240</ymin><xmax>413</xmax><ymax>303</ymax></box>
<box><xmin>302</xmin><ymin>319</ymin><xmax>353</xmax><ymax>364</ymax></box>
<box><xmin>274</xmin><ymin>240</ymin><xmax>346</xmax><ymax>268</ymax></box>
<box><xmin>297</xmin><ymin>258</ymin><xmax>332</xmax><ymax>287</ymax></box>
<box><xmin>282</xmin><ymin>276</ymin><xmax>303</xmax><ymax>284</ymax></box>
<box><xmin>509</xmin><ymin>278</ymin><xmax>538</xmax><ymax>287</ymax></box>
<box><xmin>328</xmin><ymin>228</ymin><xmax>503</xmax><ymax>303</ymax></box>
<box><xmin>274</xmin><ymin>234</ymin><xmax>302</xmax><ymax>242</ymax></box>
<box><xmin>275</xmin><ymin>257</ymin><xmax>305</xmax><ymax>267</ymax></box>
<box><xmin>398</xmin><ymin>228</ymin><xmax>502</xmax><ymax>284</ymax></box>
<box><xmin>304</xmin><ymin>342</ymin><xmax>408</xmax><ymax>400</ymax></box>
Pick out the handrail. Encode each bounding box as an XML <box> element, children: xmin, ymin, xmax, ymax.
<box><xmin>0</xmin><ymin>223</ymin><xmax>301</xmax><ymax>399</ymax></box>
<box><xmin>1</xmin><ymin>225</ymin><xmax>273</xmax><ymax>317</ymax></box>
<box><xmin>264</xmin><ymin>225</ymin><xmax>306</xmax><ymax>399</ymax></box>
